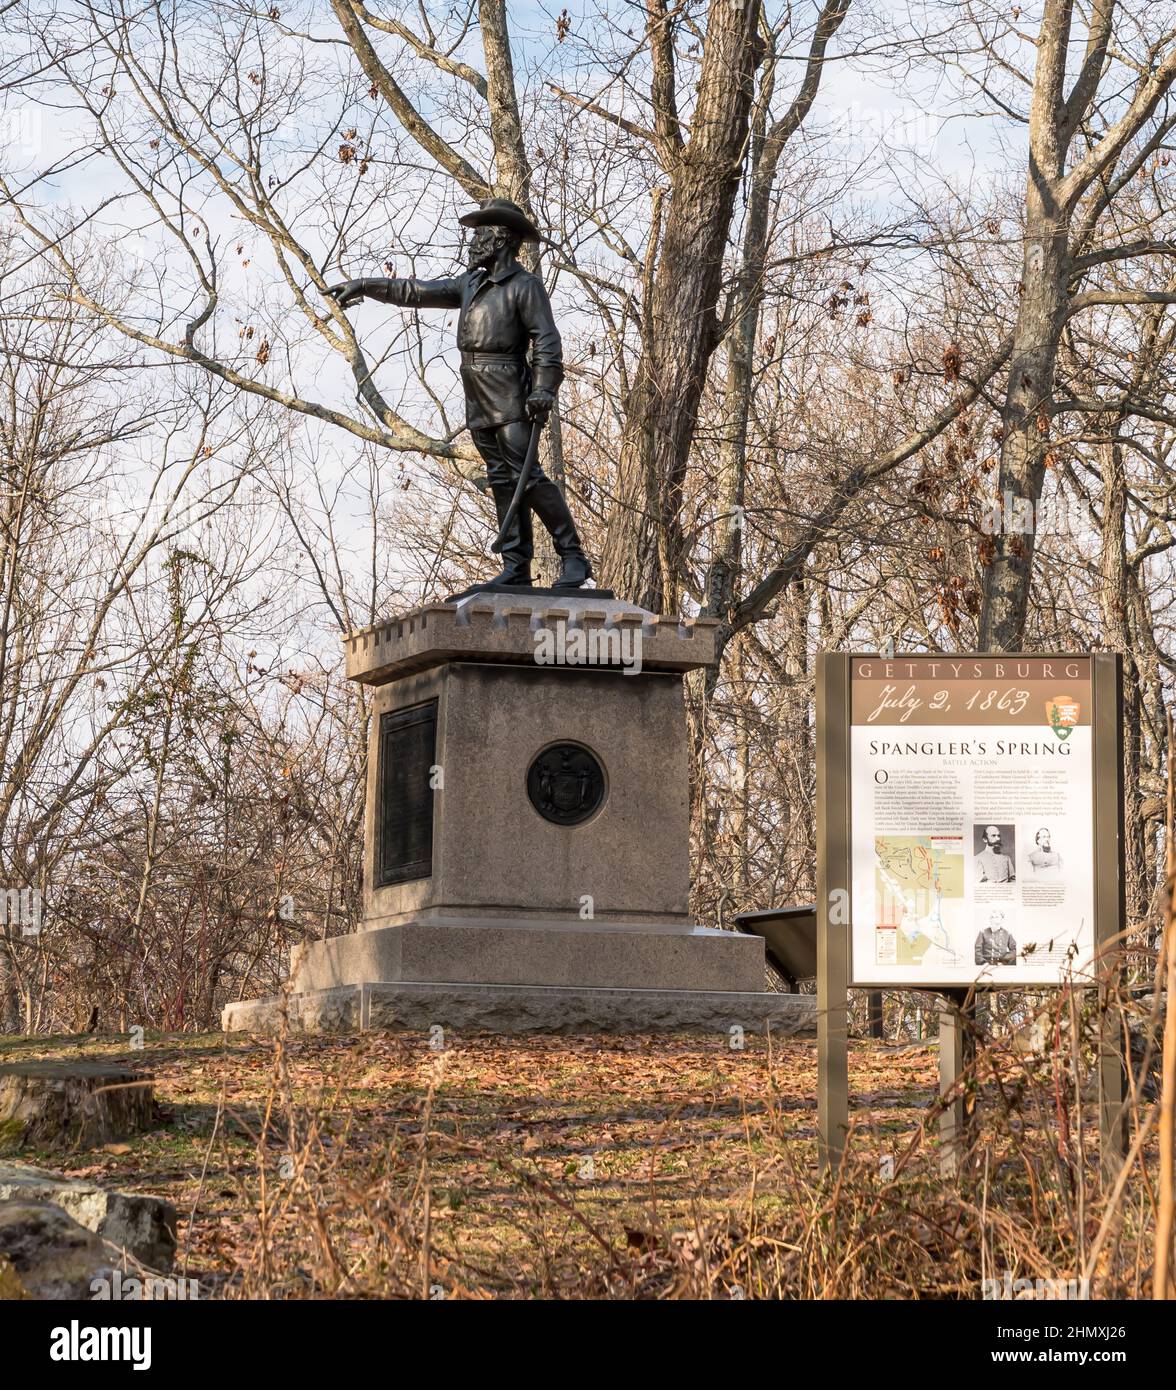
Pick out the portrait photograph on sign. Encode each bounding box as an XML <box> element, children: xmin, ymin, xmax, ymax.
<box><xmin>848</xmin><ymin>657</ymin><xmax>1095</xmax><ymax>987</ymax></box>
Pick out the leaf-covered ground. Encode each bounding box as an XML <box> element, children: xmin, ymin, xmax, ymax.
<box><xmin>0</xmin><ymin>1029</ymin><xmax>1152</xmax><ymax>1298</ymax></box>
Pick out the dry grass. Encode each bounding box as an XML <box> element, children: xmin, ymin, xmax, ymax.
<box><xmin>1</xmin><ymin>984</ymin><xmax>1165</xmax><ymax>1299</ymax></box>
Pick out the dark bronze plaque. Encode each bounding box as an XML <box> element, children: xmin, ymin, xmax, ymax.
<box><xmin>527</xmin><ymin>743</ymin><xmax>606</xmax><ymax>826</ymax></box>
<box><xmin>377</xmin><ymin>700</ymin><xmax>437</xmax><ymax>885</ymax></box>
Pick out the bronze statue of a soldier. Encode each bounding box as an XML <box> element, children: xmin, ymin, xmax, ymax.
<box><xmin>327</xmin><ymin>198</ymin><xmax>594</xmax><ymax>593</ymax></box>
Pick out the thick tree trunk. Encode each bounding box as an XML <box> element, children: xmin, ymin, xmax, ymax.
<box><xmin>706</xmin><ymin>127</ymin><xmax>770</xmax><ymax>629</ymax></box>
<box><xmin>0</xmin><ymin>930</ymin><xmax>19</xmax><ymax>1034</ymax></box>
<box><xmin>978</xmin><ymin>211</ymin><xmax>1070</xmax><ymax>651</ymax></box>
<box><xmin>478</xmin><ymin>0</ymin><xmax>566</xmax><ymax>576</ymax></box>
<box><xmin>706</xmin><ymin>1</ymin><xmax>849</xmax><ymax>632</ymax></box>
<box><xmin>979</xmin><ymin>0</ymin><xmax>1075</xmax><ymax>652</ymax></box>
<box><xmin>602</xmin><ymin>0</ymin><xmax>763</xmax><ymax>611</ymax></box>
<box><xmin>479</xmin><ymin>0</ymin><xmax>530</xmax><ymax>209</ymax></box>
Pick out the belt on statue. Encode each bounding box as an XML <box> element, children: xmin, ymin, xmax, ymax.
<box><xmin>461</xmin><ymin>351</ymin><xmax>527</xmax><ymax>365</ymax></box>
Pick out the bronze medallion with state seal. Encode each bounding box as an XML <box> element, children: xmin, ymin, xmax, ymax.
<box><xmin>527</xmin><ymin>743</ymin><xmax>606</xmax><ymax>826</ymax></box>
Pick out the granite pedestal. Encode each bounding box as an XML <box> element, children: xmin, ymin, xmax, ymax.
<box><xmin>223</xmin><ymin>591</ymin><xmax>814</xmax><ymax>1036</ymax></box>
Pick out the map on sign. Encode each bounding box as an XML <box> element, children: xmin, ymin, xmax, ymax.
<box><xmin>873</xmin><ymin>835</ymin><xmax>964</xmax><ymax>968</ymax></box>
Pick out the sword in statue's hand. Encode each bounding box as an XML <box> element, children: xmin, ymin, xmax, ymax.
<box><xmin>491</xmin><ymin>390</ymin><xmax>553</xmax><ymax>554</ymax></box>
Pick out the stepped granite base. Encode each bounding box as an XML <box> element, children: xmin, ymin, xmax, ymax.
<box><xmin>223</xmin><ymin>594</ymin><xmax>810</xmax><ymax>1039</ymax></box>
<box><xmin>222</xmin><ymin>981</ymin><xmax>815</xmax><ymax>1036</ymax></box>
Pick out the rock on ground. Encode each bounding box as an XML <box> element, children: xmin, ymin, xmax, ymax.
<box><xmin>0</xmin><ymin>1200</ymin><xmax>122</xmax><ymax>1300</ymax></box>
<box><xmin>0</xmin><ymin>1163</ymin><xmax>176</xmax><ymax>1270</ymax></box>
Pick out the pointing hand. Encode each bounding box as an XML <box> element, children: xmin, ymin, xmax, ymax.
<box><xmin>325</xmin><ymin>279</ymin><xmax>367</xmax><ymax>310</ymax></box>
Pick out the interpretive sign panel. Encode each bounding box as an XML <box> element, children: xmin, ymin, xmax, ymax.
<box><xmin>848</xmin><ymin>655</ymin><xmax>1095</xmax><ymax>987</ymax></box>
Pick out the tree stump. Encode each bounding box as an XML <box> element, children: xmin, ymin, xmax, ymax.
<box><xmin>0</xmin><ymin>1062</ymin><xmax>156</xmax><ymax>1153</ymax></box>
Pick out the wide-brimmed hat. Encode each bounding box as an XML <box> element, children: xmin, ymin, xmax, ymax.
<box><xmin>458</xmin><ymin>197</ymin><xmax>541</xmax><ymax>243</ymax></box>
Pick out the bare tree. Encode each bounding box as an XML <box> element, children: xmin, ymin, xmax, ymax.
<box><xmin>963</xmin><ymin>1</ymin><xmax>1176</xmax><ymax>650</ymax></box>
<box><xmin>0</xmin><ymin>252</ymin><xmax>268</xmax><ymax>1028</ymax></box>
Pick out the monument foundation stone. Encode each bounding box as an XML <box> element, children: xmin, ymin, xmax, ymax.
<box><xmin>223</xmin><ymin>592</ymin><xmax>814</xmax><ymax>1035</ymax></box>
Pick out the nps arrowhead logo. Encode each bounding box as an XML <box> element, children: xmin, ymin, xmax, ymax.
<box><xmin>1045</xmin><ymin>694</ymin><xmax>1081</xmax><ymax>741</ymax></box>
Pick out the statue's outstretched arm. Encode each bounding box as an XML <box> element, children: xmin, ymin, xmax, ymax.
<box><xmin>325</xmin><ymin>275</ymin><xmax>463</xmax><ymax>311</ymax></box>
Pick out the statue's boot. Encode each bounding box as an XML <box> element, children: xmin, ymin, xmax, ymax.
<box><xmin>483</xmin><ymin>480</ymin><xmax>534</xmax><ymax>587</ymax></box>
<box><xmin>527</xmin><ymin>477</ymin><xmax>594</xmax><ymax>589</ymax></box>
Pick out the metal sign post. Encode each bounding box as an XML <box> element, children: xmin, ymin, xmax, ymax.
<box><xmin>816</xmin><ymin>654</ymin><xmax>850</xmax><ymax>1171</ymax></box>
<box><xmin>937</xmin><ymin>988</ymin><xmax>975</xmax><ymax>1176</ymax></box>
<box><xmin>1092</xmin><ymin>654</ymin><xmax>1127</xmax><ymax>1180</ymax></box>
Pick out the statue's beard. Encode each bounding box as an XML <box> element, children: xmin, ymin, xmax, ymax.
<box><xmin>467</xmin><ymin>241</ymin><xmax>496</xmax><ymax>270</ymax></box>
